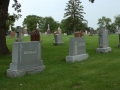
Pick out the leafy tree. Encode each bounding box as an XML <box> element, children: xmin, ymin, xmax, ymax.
<box><xmin>6</xmin><ymin>13</ymin><xmax>15</xmax><ymax>32</ymax></box>
<box><xmin>0</xmin><ymin>0</ymin><xmax>21</xmax><ymax>55</ymax></box>
<box><xmin>64</xmin><ymin>0</ymin><xmax>86</xmax><ymax>32</ymax></box>
<box><xmin>97</xmin><ymin>16</ymin><xmax>111</xmax><ymax>30</ymax></box>
<box><xmin>23</xmin><ymin>15</ymin><xmax>40</xmax><ymax>31</ymax></box>
<box><xmin>89</xmin><ymin>0</ymin><xmax>95</xmax><ymax>3</ymax></box>
<box><xmin>109</xmin><ymin>23</ymin><xmax>116</xmax><ymax>33</ymax></box>
<box><xmin>114</xmin><ymin>14</ymin><xmax>120</xmax><ymax>29</ymax></box>
<box><xmin>43</xmin><ymin>17</ymin><xmax>58</xmax><ymax>33</ymax></box>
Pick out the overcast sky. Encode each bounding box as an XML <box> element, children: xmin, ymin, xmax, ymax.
<box><xmin>8</xmin><ymin>0</ymin><xmax>120</xmax><ymax>29</ymax></box>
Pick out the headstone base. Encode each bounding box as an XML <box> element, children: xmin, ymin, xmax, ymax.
<box><xmin>7</xmin><ymin>65</ymin><xmax>45</xmax><ymax>78</ymax></box>
<box><xmin>96</xmin><ymin>47</ymin><xmax>111</xmax><ymax>53</ymax></box>
<box><xmin>66</xmin><ymin>53</ymin><xmax>89</xmax><ymax>63</ymax></box>
<box><xmin>53</xmin><ymin>42</ymin><xmax>64</xmax><ymax>46</ymax></box>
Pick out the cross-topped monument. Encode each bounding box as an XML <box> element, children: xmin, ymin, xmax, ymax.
<box><xmin>16</xmin><ymin>26</ymin><xmax>22</xmax><ymax>42</ymax></box>
<box><xmin>48</xmin><ymin>24</ymin><xmax>50</xmax><ymax>30</ymax></box>
<box><xmin>47</xmin><ymin>24</ymin><xmax>50</xmax><ymax>34</ymax></box>
<box><xmin>36</xmin><ymin>23</ymin><xmax>39</xmax><ymax>30</ymax></box>
<box><xmin>9</xmin><ymin>25</ymin><xmax>12</xmax><ymax>31</ymax></box>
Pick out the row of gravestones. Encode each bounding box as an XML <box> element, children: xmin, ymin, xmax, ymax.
<box><xmin>7</xmin><ymin>26</ymin><xmax>111</xmax><ymax>78</ymax></box>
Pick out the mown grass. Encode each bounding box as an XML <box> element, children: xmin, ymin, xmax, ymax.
<box><xmin>0</xmin><ymin>34</ymin><xmax>120</xmax><ymax>90</ymax></box>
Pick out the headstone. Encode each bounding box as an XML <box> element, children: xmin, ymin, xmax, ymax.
<box><xmin>53</xmin><ymin>34</ymin><xmax>64</xmax><ymax>45</ymax></box>
<box><xmin>8</xmin><ymin>25</ymin><xmax>12</xmax><ymax>35</ymax></box>
<box><xmin>30</xmin><ymin>30</ymin><xmax>40</xmax><ymax>41</ymax></box>
<box><xmin>54</xmin><ymin>31</ymin><xmax>59</xmax><ymax>39</ymax></box>
<box><xmin>45</xmin><ymin>32</ymin><xmax>47</xmax><ymax>35</ymax></box>
<box><xmin>96</xmin><ymin>26</ymin><xmax>111</xmax><ymax>53</ymax></box>
<box><xmin>64</xmin><ymin>33</ymin><xmax>67</xmax><ymax>35</ymax></box>
<box><xmin>89</xmin><ymin>28</ymin><xmax>94</xmax><ymax>36</ymax></box>
<box><xmin>7</xmin><ymin>41</ymin><xmax>45</xmax><ymax>78</ymax></box>
<box><xmin>10</xmin><ymin>31</ymin><xmax>15</xmax><ymax>37</ymax></box>
<box><xmin>23</xmin><ymin>24</ymin><xmax>28</xmax><ymax>36</ymax></box>
<box><xmin>58</xmin><ymin>27</ymin><xmax>62</xmax><ymax>34</ymax></box>
<box><xmin>74</xmin><ymin>30</ymin><xmax>84</xmax><ymax>37</ymax></box>
<box><xmin>16</xmin><ymin>26</ymin><xmax>22</xmax><ymax>42</ymax></box>
<box><xmin>47</xmin><ymin>24</ymin><xmax>50</xmax><ymax>35</ymax></box>
<box><xmin>85</xmin><ymin>30</ymin><xmax>87</xmax><ymax>34</ymax></box>
<box><xmin>8</xmin><ymin>25</ymin><xmax>15</xmax><ymax>37</ymax></box>
<box><xmin>36</xmin><ymin>23</ymin><xmax>39</xmax><ymax>30</ymax></box>
<box><xmin>66</xmin><ymin>37</ymin><xmax>89</xmax><ymax>63</ymax></box>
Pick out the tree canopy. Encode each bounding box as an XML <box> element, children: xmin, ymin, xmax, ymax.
<box><xmin>64</xmin><ymin>0</ymin><xmax>86</xmax><ymax>32</ymax></box>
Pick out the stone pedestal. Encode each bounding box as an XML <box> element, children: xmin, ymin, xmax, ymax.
<box><xmin>7</xmin><ymin>65</ymin><xmax>45</xmax><ymax>78</ymax></box>
<box><xmin>96</xmin><ymin>47</ymin><xmax>111</xmax><ymax>53</ymax></box>
<box><xmin>66</xmin><ymin>54</ymin><xmax>88</xmax><ymax>63</ymax></box>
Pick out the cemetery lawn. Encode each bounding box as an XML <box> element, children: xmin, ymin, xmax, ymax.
<box><xmin>0</xmin><ymin>34</ymin><xmax>120</xmax><ymax>90</ymax></box>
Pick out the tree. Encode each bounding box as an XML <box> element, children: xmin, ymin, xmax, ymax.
<box><xmin>97</xmin><ymin>16</ymin><xmax>111</xmax><ymax>30</ymax></box>
<box><xmin>0</xmin><ymin>0</ymin><xmax>21</xmax><ymax>55</ymax></box>
<box><xmin>114</xmin><ymin>14</ymin><xmax>120</xmax><ymax>29</ymax></box>
<box><xmin>89</xmin><ymin>0</ymin><xmax>95</xmax><ymax>3</ymax></box>
<box><xmin>64</xmin><ymin>0</ymin><xmax>86</xmax><ymax>32</ymax></box>
<box><xmin>6</xmin><ymin>13</ymin><xmax>15</xmax><ymax>32</ymax></box>
<box><xmin>109</xmin><ymin>23</ymin><xmax>116</xmax><ymax>33</ymax></box>
<box><xmin>23</xmin><ymin>15</ymin><xmax>40</xmax><ymax>31</ymax></box>
<box><xmin>43</xmin><ymin>17</ymin><xmax>58</xmax><ymax>33</ymax></box>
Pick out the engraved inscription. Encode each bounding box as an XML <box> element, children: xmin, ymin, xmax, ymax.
<box><xmin>75</xmin><ymin>42</ymin><xmax>77</xmax><ymax>55</ymax></box>
<box><xmin>78</xmin><ymin>43</ymin><xmax>85</xmax><ymax>46</ymax></box>
<box><xmin>24</xmin><ymin>51</ymin><xmax>37</xmax><ymax>54</ymax></box>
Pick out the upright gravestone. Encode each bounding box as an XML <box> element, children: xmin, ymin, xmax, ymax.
<box><xmin>66</xmin><ymin>37</ymin><xmax>89</xmax><ymax>63</ymax></box>
<box><xmin>8</xmin><ymin>25</ymin><xmax>12</xmax><ymax>35</ymax></box>
<box><xmin>30</xmin><ymin>30</ymin><xmax>40</xmax><ymax>41</ymax></box>
<box><xmin>16</xmin><ymin>26</ymin><xmax>22</xmax><ymax>42</ymax></box>
<box><xmin>53</xmin><ymin>34</ymin><xmax>64</xmax><ymax>45</ymax></box>
<box><xmin>30</xmin><ymin>23</ymin><xmax>41</xmax><ymax>41</ymax></box>
<box><xmin>58</xmin><ymin>27</ymin><xmax>62</xmax><ymax>34</ymax></box>
<box><xmin>47</xmin><ymin>24</ymin><xmax>50</xmax><ymax>35</ymax></box>
<box><xmin>8</xmin><ymin>25</ymin><xmax>15</xmax><ymax>37</ymax></box>
<box><xmin>23</xmin><ymin>24</ymin><xmax>28</xmax><ymax>36</ymax></box>
<box><xmin>54</xmin><ymin>31</ymin><xmax>59</xmax><ymax>39</ymax></box>
<box><xmin>7</xmin><ymin>41</ymin><xmax>45</xmax><ymax>78</ymax></box>
<box><xmin>89</xmin><ymin>28</ymin><xmax>94</xmax><ymax>36</ymax></box>
<box><xmin>96</xmin><ymin>26</ymin><xmax>111</xmax><ymax>53</ymax></box>
<box><xmin>74</xmin><ymin>31</ymin><xmax>84</xmax><ymax>37</ymax></box>
<box><xmin>10</xmin><ymin>31</ymin><xmax>15</xmax><ymax>38</ymax></box>
<box><xmin>85</xmin><ymin>30</ymin><xmax>87</xmax><ymax>34</ymax></box>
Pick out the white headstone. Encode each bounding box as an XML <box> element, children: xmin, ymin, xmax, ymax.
<box><xmin>9</xmin><ymin>25</ymin><xmax>12</xmax><ymax>31</ymax></box>
<box><xmin>48</xmin><ymin>24</ymin><xmax>50</xmax><ymax>30</ymax></box>
<box><xmin>23</xmin><ymin>24</ymin><xmax>28</xmax><ymax>36</ymax></box>
<box><xmin>58</xmin><ymin>27</ymin><xmax>62</xmax><ymax>34</ymax></box>
<box><xmin>36</xmin><ymin>23</ymin><xmax>39</xmax><ymax>29</ymax></box>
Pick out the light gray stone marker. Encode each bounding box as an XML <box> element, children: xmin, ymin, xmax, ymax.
<box><xmin>66</xmin><ymin>37</ymin><xmax>89</xmax><ymax>63</ymax></box>
<box><xmin>7</xmin><ymin>41</ymin><xmax>45</xmax><ymax>78</ymax></box>
<box><xmin>53</xmin><ymin>34</ymin><xmax>64</xmax><ymax>45</ymax></box>
<box><xmin>16</xmin><ymin>26</ymin><xmax>22</xmax><ymax>42</ymax></box>
<box><xmin>96</xmin><ymin>26</ymin><xmax>111</xmax><ymax>53</ymax></box>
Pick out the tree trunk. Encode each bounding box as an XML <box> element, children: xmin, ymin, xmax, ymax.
<box><xmin>0</xmin><ymin>0</ymin><xmax>10</xmax><ymax>55</ymax></box>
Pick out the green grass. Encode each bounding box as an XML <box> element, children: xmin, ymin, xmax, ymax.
<box><xmin>0</xmin><ymin>34</ymin><xmax>120</xmax><ymax>90</ymax></box>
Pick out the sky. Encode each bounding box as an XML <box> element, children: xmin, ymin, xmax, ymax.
<box><xmin>8</xmin><ymin>0</ymin><xmax>120</xmax><ymax>29</ymax></box>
